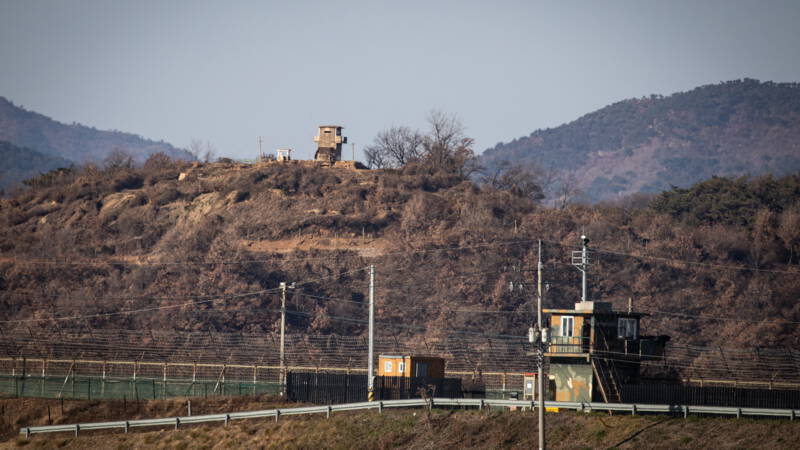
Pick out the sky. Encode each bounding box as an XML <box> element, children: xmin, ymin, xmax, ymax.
<box><xmin>1</xmin><ymin>0</ymin><xmax>799</xmax><ymax>161</ymax></box>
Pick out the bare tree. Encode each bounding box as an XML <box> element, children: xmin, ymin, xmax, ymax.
<box><xmin>422</xmin><ymin>110</ymin><xmax>481</xmax><ymax>178</ymax></box>
<box><xmin>188</xmin><ymin>138</ymin><xmax>203</xmax><ymax>161</ymax></box>
<box><xmin>104</xmin><ymin>148</ymin><xmax>134</xmax><ymax>170</ymax></box>
<box><xmin>484</xmin><ymin>161</ymin><xmax>546</xmax><ymax>203</ymax></box>
<box><xmin>143</xmin><ymin>152</ymin><xmax>175</xmax><ymax>172</ymax></box>
<box><xmin>363</xmin><ymin>126</ymin><xmax>424</xmax><ymax>169</ymax></box>
<box><xmin>188</xmin><ymin>138</ymin><xmax>216</xmax><ymax>163</ymax></box>
<box><xmin>365</xmin><ymin>111</ymin><xmax>480</xmax><ymax>177</ymax></box>
<box><xmin>553</xmin><ymin>170</ymin><xmax>584</xmax><ymax>209</ymax></box>
<box><xmin>202</xmin><ymin>142</ymin><xmax>216</xmax><ymax>163</ymax></box>
<box><xmin>749</xmin><ymin>208</ymin><xmax>776</xmax><ymax>269</ymax></box>
<box><xmin>777</xmin><ymin>205</ymin><xmax>800</xmax><ymax>264</ymax></box>
<box><xmin>364</xmin><ymin>145</ymin><xmax>389</xmax><ymax>169</ymax></box>
<box><xmin>365</xmin><ymin>127</ymin><xmax>424</xmax><ymax>168</ymax></box>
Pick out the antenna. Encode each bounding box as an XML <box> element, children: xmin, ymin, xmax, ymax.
<box><xmin>571</xmin><ymin>235</ymin><xmax>591</xmax><ymax>302</ymax></box>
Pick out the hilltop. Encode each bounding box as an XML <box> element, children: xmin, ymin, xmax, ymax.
<box><xmin>1</xmin><ymin>159</ymin><xmax>799</xmax><ymax>351</ymax></box>
<box><xmin>0</xmin><ymin>96</ymin><xmax>193</xmax><ymax>191</ymax></box>
<box><xmin>482</xmin><ymin>79</ymin><xmax>800</xmax><ymax>201</ymax></box>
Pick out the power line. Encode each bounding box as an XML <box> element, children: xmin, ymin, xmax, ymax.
<box><xmin>0</xmin><ymin>267</ymin><xmax>372</xmax><ymax>324</ymax></box>
<box><xmin>543</xmin><ymin>239</ymin><xmax>800</xmax><ymax>276</ymax></box>
<box><xmin>641</xmin><ymin>308</ymin><xmax>800</xmax><ymax>325</ymax></box>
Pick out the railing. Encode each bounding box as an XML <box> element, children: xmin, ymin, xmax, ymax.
<box><xmin>19</xmin><ymin>398</ymin><xmax>800</xmax><ymax>438</ymax></box>
<box><xmin>547</xmin><ymin>336</ymin><xmax>588</xmax><ymax>354</ymax></box>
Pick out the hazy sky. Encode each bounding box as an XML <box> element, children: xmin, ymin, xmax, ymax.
<box><xmin>1</xmin><ymin>0</ymin><xmax>799</xmax><ymax>161</ymax></box>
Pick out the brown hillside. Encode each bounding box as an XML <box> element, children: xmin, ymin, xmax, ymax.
<box><xmin>1</xmin><ymin>159</ymin><xmax>799</xmax><ymax>354</ymax></box>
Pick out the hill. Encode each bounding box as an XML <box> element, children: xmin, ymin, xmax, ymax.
<box><xmin>1</xmin><ymin>160</ymin><xmax>798</xmax><ymax>356</ymax></box>
<box><xmin>481</xmin><ymin>79</ymin><xmax>800</xmax><ymax>201</ymax></box>
<box><xmin>0</xmin><ymin>96</ymin><xmax>193</xmax><ymax>190</ymax></box>
<box><xmin>0</xmin><ymin>140</ymin><xmax>71</xmax><ymax>193</ymax></box>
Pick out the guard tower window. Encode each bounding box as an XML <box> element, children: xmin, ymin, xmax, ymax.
<box><xmin>618</xmin><ymin>318</ymin><xmax>638</xmax><ymax>339</ymax></box>
<box><xmin>561</xmin><ymin>316</ymin><xmax>574</xmax><ymax>337</ymax></box>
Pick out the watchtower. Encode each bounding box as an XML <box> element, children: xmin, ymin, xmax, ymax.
<box><xmin>539</xmin><ymin>236</ymin><xmax>669</xmax><ymax>404</ymax></box>
<box><xmin>313</xmin><ymin>125</ymin><xmax>347</xmax><ymax>163</ymax></box>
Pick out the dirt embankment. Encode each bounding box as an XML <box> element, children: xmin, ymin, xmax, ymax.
<box><xmin>2</xmin><ymin>397</ymin><xmax>798</xmax><ymax>449</ymax></box>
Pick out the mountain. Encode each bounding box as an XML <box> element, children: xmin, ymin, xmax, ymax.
<box><xmin>0</xmin><ymin>140</ymin><xmax>72</xmax><ymax>193</ymax></box>
<box><xmin>481</xmin><ymin>79</ymin><xmax>800</xmax><ymax>201</ymax></box>
<box><xmin>0</xmin><ymin>96</ymin><xmax>193</xmax><ymax>190</ymax></box>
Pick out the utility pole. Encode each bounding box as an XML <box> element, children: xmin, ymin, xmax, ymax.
<box><xmin>352</xmin><ymin>142</ymin><xmax>356</xmax><ymax>162</ymax></box>
<box><xmin>572</xmin><ymin>236</ymin><xmax>590</xmax><ymax>302</ymax></box>
<box><xmin>368</xmin><ymin>265</ymin><xmax>375</xmax><ymax>400</ymax></box>
<box><xmin>279</xmin><ymin>281</ymin><xmax>287</xmax><ymax>395</ymax></box>
<box><xmin>257</xmin><ymin>136</ymin><xmax>263</xmax><ymax>159</ymax></box>
<box><xmin>536</xmin><ymin>240</ymin><xmax>546</xmax><ymax>450</ymax></box>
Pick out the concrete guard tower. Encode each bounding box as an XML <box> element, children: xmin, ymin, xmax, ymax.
<box><xmin>313</xmin><ymin>125</ymin><xmax>347</xmax><ymax>164</ymax></box>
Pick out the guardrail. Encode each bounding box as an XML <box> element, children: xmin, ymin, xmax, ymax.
<box><xmin>19</xmin><ymin>398</ymin><xmax>800</xmax><ymax>438</ymax></box>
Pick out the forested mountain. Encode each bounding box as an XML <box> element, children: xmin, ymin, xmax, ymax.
<box><xmin>481</xmin><ymin>79</ymin><xmax>800</xmax><ymax>201</ymax></box>
<box><xmin>1</xmin><ymin>159</ymin><xmax>798</xmax><ymax>351</ymax></box>
<box><xmin>0</xmin><ymin>96</ymin><xmax>193</xmax><ymax>191</ymax></box>
<box><xmin>0</xmin><ymin>140</ymin><xmax>71</xmax><ymax>193</ymax></box>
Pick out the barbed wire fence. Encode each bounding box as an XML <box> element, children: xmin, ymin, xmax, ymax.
<box><xmin>2</xmin><ymin>327</ymin><xmax>800</xmax><ymax>401</ymax></box>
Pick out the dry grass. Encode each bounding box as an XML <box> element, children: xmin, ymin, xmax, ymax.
<box><xmin>2</xmin><ymin>400</ymin><xmax>799</xmax><ymax>450</ymax></box>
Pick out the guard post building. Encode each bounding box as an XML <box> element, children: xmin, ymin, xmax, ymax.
<box><xmin>378</xmin><ymin>355</ymin><xmax>445</xmax><ymax>378</ymax></box>
<box><xmin>544</xmin><ymin>300</ymin><xmax>669</xmax><ymax>403</ymax></box>
<box><xmin>313</xmin><ymin>125</ymin><xmax>347</xmax><ymax>163</ymax></box>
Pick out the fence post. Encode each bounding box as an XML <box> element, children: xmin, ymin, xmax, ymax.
<box><xmin>275</xmin><ymin>409</ymin><xmax>280</xmax><ymax>422</ymax></box>
<box><xmin>74</xmin><ymin>424</ymin><xmax>79</xmax><ymax>437</ymax></box>
<box><xmin>124</xmin><ymin>421</ymin><xmax>129</xmax><ymax>433</ymax></box>
<box><xmin>224</xmin><ymin>414</ymin><xmax>230</xmax><ymax>426</ymax></box>
<box><xmin>631</xmin><ymin>404</ymin><xmax>636</xmax><ymax>416</ymax></box>
<box><xmin>187</xmin><ymin>400</ymin><xmax>192</xmax><ymax>416</ymax></box>
<box><xmin>327</xmin><ymin>405</ymin><xmax>331</xmax><ymax>419</ymax></box>
<box><xmin>378</xmin><ymin>401</ymin><xmax>383</xmax><ymax>414</ymax></box>
<box><xmin>175</xmin><ymin>417</ymin><xmax>180</xmax><ymax>430</ymax></box>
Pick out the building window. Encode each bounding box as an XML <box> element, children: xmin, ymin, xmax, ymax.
<box><xmin>618</xmin><ymin>318</ymin><xmax>638</xmax><ymax>339</ymax></box>
<box><xmin>561</xmin><ymin>316</ymin><xmax>574</xmax><ymax>337</ymax></box>
<box><xmin>416</xmin><ymin>362</ymin><xmax>428</xmax><ymax>377</ymax></box>
<box><xmin>384</xmin><ymin>361</ymin><xmax>392</xmax><ymax>373</ymax></box>
<box><xmin>398</xmin><ymin>362</ymin><xmax>405</xmax><ymax>373</ymax></box>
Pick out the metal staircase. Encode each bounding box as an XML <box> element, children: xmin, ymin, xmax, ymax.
<box><xmin>592</xmin><ymin>331</ymin><xmax>623</xmax><ymax>403</ymax></box>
